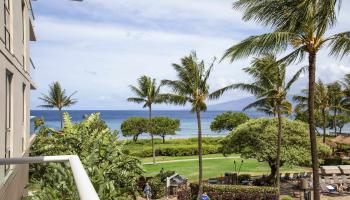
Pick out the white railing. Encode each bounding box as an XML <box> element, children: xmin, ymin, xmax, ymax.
<box><xmin>0</xmin><ymin>155</ymin><xmax>100</xmax><ymax>200</ymax></box>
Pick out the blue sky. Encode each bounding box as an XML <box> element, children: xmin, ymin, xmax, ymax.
<box><xmin>30</xmin><ymin>0</ymin><xmax>350</xmax><ymax>110</ymax></box>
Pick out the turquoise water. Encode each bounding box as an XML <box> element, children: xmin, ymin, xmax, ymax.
<box><xmin>30</xmin><ymin>110</ymin><xmax>265</xmax><ymax>139</ymax></box>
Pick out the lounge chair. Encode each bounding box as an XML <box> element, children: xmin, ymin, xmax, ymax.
<box><xmin>333</xmin><ymin>174</ymin><xmax>341</xmax><ymax>184</ymax></box>
<box><xmin>325</xmin><ymin>176</ymin><xmax>333</xmax><ymax>185</ymax></box>
<box><xmin>320</xmin><ymin>178</ymin><xmax>337</xmax><ymax>194</ymax></box>
<box><xmin>342</xmin><ymin>175</ymin><xmax>349</xmax><ymax>184</ymax></box>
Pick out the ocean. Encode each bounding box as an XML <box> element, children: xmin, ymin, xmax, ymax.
<box><xmin>30</xmin><ymin>110</ymin><xmax>266</xmax><ymax>139</ymax></box>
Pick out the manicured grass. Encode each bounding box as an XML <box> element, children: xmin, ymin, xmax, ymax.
<box><xmin>142</xmin><ymin>155</ymin><xmax>311</xmax><ymax>181</ymax></box>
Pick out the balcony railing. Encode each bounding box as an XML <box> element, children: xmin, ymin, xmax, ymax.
<box><xmin>0</xmin><ymin>155</ymin><xmax>100</xmax><ymax>200</ymax></box>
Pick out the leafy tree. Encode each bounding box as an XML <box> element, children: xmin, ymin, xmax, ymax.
<box><xmin>223</xmin><ymin>1</ymin><xmax>349</xmax><ymax>197</ymax></box>
<box><xmin>127</xmin><ymin>75</ymin><xmax>168</xmax><ymax>164</ymax></box>
<box><xmin>294</xmin><ymin>80</ymin><xmax>331</xmax><ymax>143</ymax></box>
<box><xmin>28</xmin><ymin>113</ymin><xmax>143</xmax><ymax>200</ymax></box>
<box><xmin>121</xmin><ymin>117</ymin><xmax>148</xmax><ymax>142</ymax></box>
<box><xmin>210</xmin><ymin>112</ymin><xmax>249</xmax><ymax>132</ymax></box>
<box><xmin>221</xmin><ymin>118</ymin><xmax>311</xmax><ymax>184</ymax></box>
<box><xmin>211</xmin><ymin>54</ymin><xmax>303</xmax><ymax>191</ymax></box>
<box><xmin>149</xmin><ymin>117</ymin><xmax>180</xmax><ymax>143</ymax></box>
<box><xmin>162</xmin><ymin>51</ymin><xmax>216</xmax><ymax>199</ymax></box>
<box><xmin>39</xmin><ymin>82</ymin><xmax>77</xmax><ymax>128</ymax></box>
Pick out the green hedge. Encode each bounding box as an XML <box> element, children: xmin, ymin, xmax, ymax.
<box><xmin>130</xmin><ymin>144</ymin><xmax>220</xmax><ymax>157</ymax></box>
<box><xmin>188</xmin><ymin>184</ymin><xmax>278</xmax><ymax>200</ymax></box>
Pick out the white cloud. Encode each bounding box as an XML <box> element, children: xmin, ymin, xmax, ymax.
<box><xmin>30</xmin><ymin>0</ymin><xmax>350</xmax><ymax>109</ymax></box>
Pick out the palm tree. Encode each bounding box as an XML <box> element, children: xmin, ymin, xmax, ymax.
<box><xmin>223</xmin><ymin>1</ymin><xmax>349</xmax><ymax>198</ymax></box>
<box><xmin>127</xmin><ymin>75</ymin><xmax>167</xmax><ymax>165</ymax></box>
<box><xmin>328</xmin><ymin>82</ymin><xmax>347</xmax><ymax>135</ymax></box>
<box><xmin>39</xmin><ymin>81</ymin><xmax>77</xmax><ymax>129</ymax></box>
<box><xmin>162</xmin><ymin>52</ymin><xmax>215</xmax><ymax>199</ymax></box>
<box><xmin>211</xmin><ymin>54</ymin><xmax>303</xmax><ymax>194</ymax></box>
<box><xmin>294</xmin><ymin>80</ymin><xmax>330</xmax><ymax>143</ymax></box>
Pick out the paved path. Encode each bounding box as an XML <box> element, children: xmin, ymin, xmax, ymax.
<box><xmin>143</xmin><ymin>156</ymin><xmax>239</xmax><ymax>165</ymax></box>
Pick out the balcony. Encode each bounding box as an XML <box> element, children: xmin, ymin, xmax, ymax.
<box><xmin>0</xmin><ymin>155</ymin><xmax>100</xmax><ymax>200</ymax></box>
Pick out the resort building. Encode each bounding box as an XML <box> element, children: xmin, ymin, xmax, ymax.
<box><xmin>0</xmin><ymin>0</ymin><xmax>36</xmax><ymax>199</ymax></box>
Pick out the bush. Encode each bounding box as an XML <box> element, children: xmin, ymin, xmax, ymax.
<box><xmin>148</xmin><ymin>178</ymin><xmax>166</xmax><ymax>199</ymax></box>
<box><xmin>130</xmin><ymin>144</ymin><xmax>220</xmax><ymax>157</ymax></box>
<box><xmin>189</xmin><ymin>184</ymin><xmax>278</xmax><ymax>200</ymax></box>
<box><xmin>28</xmin><ymin>113</ymin><xmax>143</xmax><ymax>199</ymax></box>
<box><xmin>318</xmin><ymin>143</ymin><xmax>332</xmax><ymax>159</ymax></box>
<box><xmin>323</xmin><ymin>156</ymin><xmax>342</xmax><ymax>165</ymax></box>
<box><xmin>281</xmin><ymin>196</ymin><xmax>293</xmax><ymax>200</ymax></box>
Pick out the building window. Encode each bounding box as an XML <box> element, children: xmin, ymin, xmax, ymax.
<box><xmin>4</xmin><ymin>0</ymin><xmax>11</xmax><ymax>51</ymax></box>
<box><xmin>5</xmin><ymin>70</ymin><xmax>13</xmax><ymax>175</ymax></box>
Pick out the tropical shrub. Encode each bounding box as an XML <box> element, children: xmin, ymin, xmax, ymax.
<box><xmin>318</xmin><ymin>143</ymin><xmax>332</xmax><ymax>159</ymax></box>
<box><xmin>124</xmin><ymin>137</ymin><xmax>223</xmax><ymax>157</ymax></box>
<box><xmin>131</xmin><ymin>144</ymin><xmax>220</xmax><ymax>157</ymax></box>
<box><xmin>221</xmin><ymin>118</ymin><xmax>311</xmax><ymax>183</ymax></box>
<box><xmin>27</xmin><ymin>113</ymin><xmax>143</xmax><ymax>200</ymax></box>
<box><xmin>189</xmin><ymin>184</ymin><xmax>278</xmax><ymax>200</ymax></box>
<box><xmin>210</xmin><ymin>112</ymin><xmax>249</xmax><ymax>132</ymax></box>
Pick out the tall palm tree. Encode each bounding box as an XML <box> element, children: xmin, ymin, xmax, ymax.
<box><xmin>294</xmin><ymin>80</ymin><xmax>330</xmax><ymax>143</ymax></box>
<box><xmin>162</xmin><ymin>52</ymin><xmax>215</xmax><ymax>199</ymax></box>
<box><xmin>127</xmin><ymin>75</ymin><xmax>167</xmax><ymax>165</ymax></box>
<box><xmin>223</xmin><ymin>1</ymin><xmax>349</xmax><ymax>198</ymax></box>
<box><xmin>328</xmin><ymin>82</ymin><xmax>347</xmax><ymax>135</ymax></box>
<box><xmin>39</xmin><ymin>81</ymin><xmax>77</xmax><ymax>129</ymax></box>
<box><xmin>211</xmin><ymin>54</ymin><xmax>303</xmax><ymax>194</ymax></box>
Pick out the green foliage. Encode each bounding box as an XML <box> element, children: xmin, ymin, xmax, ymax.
<box><xmin>221</xmin><ymin>118</ymin><xmax>311</xmax><ymax>178</ymax></box>
<box><xmin>131</xmin><ymin>144</ymin><xmax>220</xmax><ymax>157</ymax></box>
<box><xmin>124</xmin><ymin>138</ymin><xmax>222</xmax><ymax>157</ymax></box>
<box><xmin>318</xmin><ymin>143</ymin><xmax>332</xmax><ymax>159</ymax></box>
<box><xmin>147</xmin><ymin>178</ymin><xmax>165</xmax><ymax>199</ymax></box>
<box><xmin>121</xmin><ymin>117</ymin><xmax>148</xmax><ymax>142</ymax></box>
<box><xmin>210</xmin><ymin>112</ymin><xmax>249</xmax><ymax>132</ymax></box>
<box><xmin>33</xmin><ymin>117</ymin><xmax>45</xmax><ymax>131</ymax></box>
<box><xmin>281</xmin><ymin>196</ymin><xmax>293</xmax><ymax>200</ymax></box>
<box><xmin>39</xmin><ymin>82</ymin><xmax>78</xmax><ymax>110</ymax></box>
<box><xmin>28</xmin><ymin>113</ymin><xmax>143</xmax><ymax>200</ymax></box>
<box><xmin>149</xmin><ymin>117</ymin><xmax>180</xmax><ymax>143</ymax></box>
<box><xmin>189</xmin><ymin>184</ymin><xmax>278</xmax><ymax>200</ymax></box>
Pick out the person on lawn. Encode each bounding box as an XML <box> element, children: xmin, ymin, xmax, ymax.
<box><xmin>201</xmin><ymin>192</ymin><xmax>210</xmax><ymax>200</ymax></box>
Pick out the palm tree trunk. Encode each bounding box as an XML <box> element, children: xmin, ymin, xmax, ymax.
<box><xmin>59</xmin><ymin>108</ymin><xmax>63</xmax><ymax>129</ymax></box>
<box><xmin>149</xmin><ymin>105</ymin><xmax>156</xmax><ymax>165</ymax></box>
<box><xmin>162</xmin><ymin>135</ymin><xmax>165</xmax><ymax>144</ymax></box>
<box><xmin>308</xmin><ymin>52</ymin><xmax>320</xmax><ymax>200</ymax></box>
<box><xmin>333</xmin><ymin>109</ymin><xmax>337</xmax><ymax>135</ymax></box>
<box><xmin>275</xmin><ymin>103</ymin><xmax>282</xmax><ymax>196</ymax></box>
<box><xmin>196</xmin><ymin>110</ymin><xmax>203</xmax><ymax>200</ymax></box>
<box><xmin>322</xmin><ymin>109</ymin><xmax>326</xmax><ymax>143</ymax></box>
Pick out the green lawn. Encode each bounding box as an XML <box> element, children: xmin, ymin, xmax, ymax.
<box><xmin>142</xmin><ymin>155</ymin><xmax>311</xmax><ymax>181</ymax></box>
